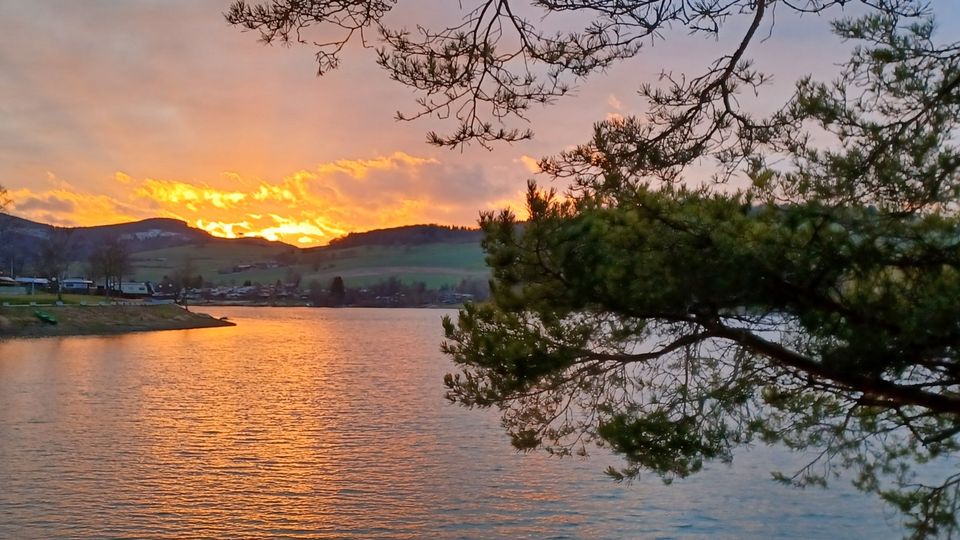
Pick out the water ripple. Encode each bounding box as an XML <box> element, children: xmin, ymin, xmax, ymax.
<box><xmin>1</xmin><ymin>307</ymin><xmax>901</xmax><ymax>538</ymax></box>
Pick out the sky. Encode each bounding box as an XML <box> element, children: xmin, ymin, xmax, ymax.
<box><xmin>1</xmin><ymin>1</ymin><xmax>957</xmax><ymax>246</ymax></box>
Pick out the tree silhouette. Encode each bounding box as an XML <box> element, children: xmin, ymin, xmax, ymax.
<box><xmin>329</xmin><ymin>276</ymin><xmax>346</xmax><ymax>306</ymax></box>
<box><xmin>37</xmin><ymin>227</ymin><xmax>75</xmax><ymax>302</ymax></box>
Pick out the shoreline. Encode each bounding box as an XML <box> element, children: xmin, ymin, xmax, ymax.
<box><xmin>175</xmin><ymin>301</ymin><xmax>467</xmax><ymax>309</ymax></box>
<box><xmin>0</xmin><ymin>303</ymin><xmax>235</xmax><ymax>340</ymax></box>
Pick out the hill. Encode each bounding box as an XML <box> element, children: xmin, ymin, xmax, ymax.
<box><xmin>130</xmin><ymin>231</ymin><xmax>487</xmax><ymax>289</ymax></box>
<box><xmin>0</xmin><ymin>215</ymin><xmax>487</xmax><ymax>289</ymax></box>
<box><xmin>130</xmin><ymin>241</ymin><xmax>486</xmax><ymax>288</ymax></box>
<box><xmin>321</xmin><ymin>224</ymin><xmax>482</xmax><ymax>249</ymax></box>
<box><xmin>0</xmin><ymin>214</ymin><xmax>287</xmax><ymax>258</ymax></box>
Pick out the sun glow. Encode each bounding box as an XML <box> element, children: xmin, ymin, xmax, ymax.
<box><xmin>196</xmin><ymin>220</ymin><xmax>250</xmax><ymax>239</ymax></box>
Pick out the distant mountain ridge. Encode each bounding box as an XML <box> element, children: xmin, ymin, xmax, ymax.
<box><xmin>0</xmin><ymin>214</ymin><xmax>483</xmax><ymax>256</ymax></box>
<box><xmin>0</xmin><ymin>214</ymin><xmax>290</xmax><ymax>259</ymax></box>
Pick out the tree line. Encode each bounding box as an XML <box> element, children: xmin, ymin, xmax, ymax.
<box><xmin>0</xmin><ymin>223</ymin><xmax>135</xmax><ymax>301</ymax></box>
<box><xmin>324</xmin><ymin>224</ymin><xmax>483</xmax><ymax>249</ymax></box>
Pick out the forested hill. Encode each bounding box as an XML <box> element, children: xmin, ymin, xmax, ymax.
<box><xmin>320</xmin><ymin>224</ymin><xmax>482</xmax><ymax>250</ymax></box>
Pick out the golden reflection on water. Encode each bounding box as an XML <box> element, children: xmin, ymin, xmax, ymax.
<box><xmin>0</xmin><ymin>308</ymin><xmax>900</xmax><ymax>538</ymax></box>
<box><xmin>0</xmin><ymin>309</ymin><xmax>517</xmax><ymax>538</ymax></box>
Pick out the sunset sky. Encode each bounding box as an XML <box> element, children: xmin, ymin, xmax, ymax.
<box><xmin>2</xmin><ymin>1</ymin><xmax>957</xmax><ymax>246</ymax></box>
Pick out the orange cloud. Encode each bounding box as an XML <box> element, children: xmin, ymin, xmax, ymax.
<box><xmin>136</xmin><ymin>180</ymin><xmax>249</xmax><ymax>210</ymax></box>
<box><xmin>7</xmin><ymin>152</ymin><xmax>528</xmax><ymax>246</ymax></box>
<box><xmin>484</xmin><ymin>191</ymin><xmax>531</xmax><ymax>221</ymax></box>
<box><xmin>195</xmin><ymin>219</ymin><xmax>251</xmax><ymax>239</ymax></box>
<box><xmin>315</xmin><ymin>152</ymin><xmax>437</xmax><ymax>179</ymax></box>
<box><xmin>8</xmin><ymin>184</ymin><xmax>143</xmax><ymax>227</ymax></box>
<box><xmin>517</xmin><ymin>155</ymin><xmax>542</xmax><ymax>174</ymax></box>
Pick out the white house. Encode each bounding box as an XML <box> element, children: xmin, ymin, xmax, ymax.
<box><xmin>62</xmin><ymin>278</ymin><xmax>95</xmax><ymax>293</ymax></box>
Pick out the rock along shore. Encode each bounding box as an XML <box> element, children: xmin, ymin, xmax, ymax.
<box><xmin>0</xmin><ymin>303</ymin><xmax>235</xmax><ymax>339</ymax></box>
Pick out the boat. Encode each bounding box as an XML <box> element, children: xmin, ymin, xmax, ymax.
<box><xmin>34</xmin><ymin>310</ymin><xmax>58</xmax><ymax>325</ymax></box>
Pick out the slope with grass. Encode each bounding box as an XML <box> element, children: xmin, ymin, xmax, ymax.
<box><xmin>4</xmin><ymin>216</ymin><xmax>489</xmax><ymax>289</ymax></box>
<box><xmin>130</xmin><ymin>239</ymin><xmax>488</xmax><ymax>289</ymax></box>
<box><xmin>129</xmin><ymin>242</ymin><xmax>293</xmax><ymax>283</ymax></box>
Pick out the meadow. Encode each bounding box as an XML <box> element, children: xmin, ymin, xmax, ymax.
<box><xmin>128</xmin><ymin>242</ymin><xmax>488</xmax><ymax>288</ymax></box>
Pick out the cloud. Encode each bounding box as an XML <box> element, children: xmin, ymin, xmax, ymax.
<box><xmin>135</xmin><ymin>180</ymin><xmax>250</xmax><ymax>211</ymax></box>
<box><xmin>8</xmin><ymin>185</ymin><xmax>144</xmax><ymax>227</ymax></box>
<box><xmin>4</xmin><ymin>0</ymin><xmax>926</xmax><ymax>242</ymax></box>
<box><xmin>12</xmin><ymin>193</ymin><xmax>77</xmax><ymax>214</ymax></box>
<box><xmin>517</xmin><ymin>155</ymin><xmax>542</xmax><ymax>174</ymax></box>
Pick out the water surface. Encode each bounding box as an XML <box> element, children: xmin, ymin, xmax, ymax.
<box><xmin>0</xmin><ymin>307</ymin><xmax>902</xmax><ymax>538</ymax></box>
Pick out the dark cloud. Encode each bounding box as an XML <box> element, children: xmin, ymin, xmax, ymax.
<box><xmin>14</xmin><ymin>195</ymin><xmax>77</xmax><ymax>213</ymax></box>
<box><xmin>37</xmin><ymin>212</ymin><xmax>75</xmax><ymax>227</ymax></box>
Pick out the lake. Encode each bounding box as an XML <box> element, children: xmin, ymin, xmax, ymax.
<box><xmin>0</xmin><ymin>307</ymin><xmax>902</xmax><ymax>538</ymax></box>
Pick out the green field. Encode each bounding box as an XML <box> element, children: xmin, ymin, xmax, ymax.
<box><xmin>0</xmin><ymin>293</ymin><xmax>117</xmax><ymax>306</ymax></box>
<box><xmin>128</xmin><ymin>242</ymin><xmax>489</xmax><ymax>288</ymax></box>
<box><xmin>129</xmin><ymin>243</ymin><xmax>290</xmax><ymax>282</ymax></box>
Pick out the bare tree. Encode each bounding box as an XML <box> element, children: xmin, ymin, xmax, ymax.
<box><xmin>36</xmin><ymin>227</ymin><xmax>75</xmax><ymax>302</ymax></box>
<box><xmin>172</xmin><ymin>256</ymin><xmax>196</xmax><ymax>311</ymax></box>
<box><xmin>227</xmin><ymin>0</ymin><xmax>924</xmax><ymax>149</ymax></box>
<box><xmin>89</xmin><ymin>236</ymin><xmax>132</xmax><ymax>298</ymax></box>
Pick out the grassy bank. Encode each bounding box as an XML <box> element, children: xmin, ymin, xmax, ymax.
<box><xmin>0</xmin><ymin>293</ymin><xmax>117</xmax><ymax>306</ymax></box>
<box><xmin>0</xmin><ymin>303</ymin><xmax>234</xmax><ymax>339</ymax></box>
